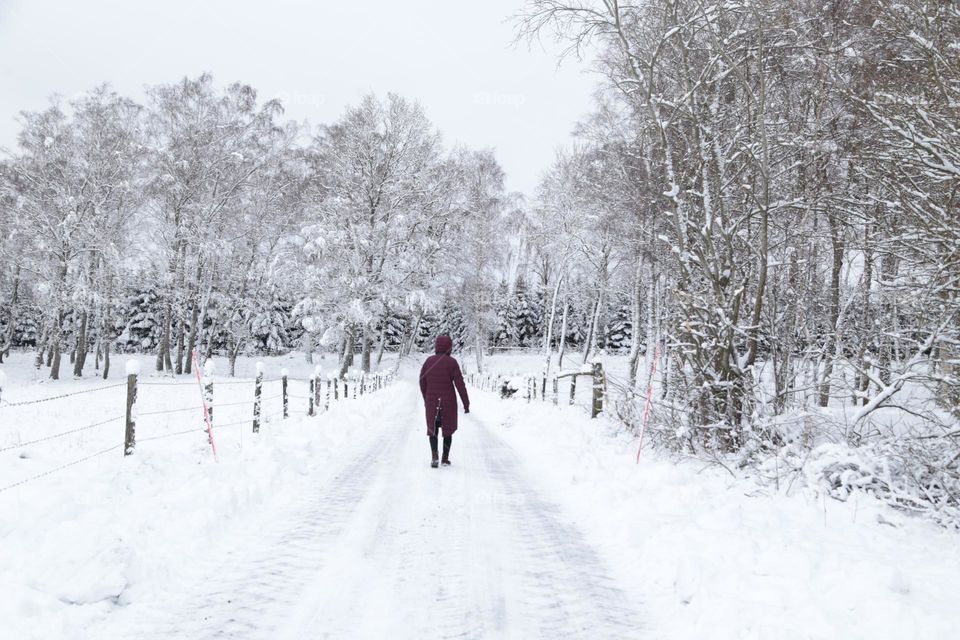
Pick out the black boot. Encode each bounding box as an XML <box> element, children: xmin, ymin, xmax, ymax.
<box><xmin>441</xmin><ymin>436</ymin><xmax>452</xmax><ymax>466</ymax></box>
<box><xmin>429</xmin><ymin>434</ymin><xmax>439</xmax><ymax>468</ymax></box>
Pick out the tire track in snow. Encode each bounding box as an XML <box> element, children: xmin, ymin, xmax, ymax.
<box><xmin>284</xmin><ymin>397</ymin><xmax>643</xmax><ymax>639</ymax></box>
<box><xmin>100</xmin><ymin>381</ymin><xmax>642</xmax><ymax>639</ymax></box>
<box><xmin>471</xmin><ymin>415</ymin><xmax>643</xmax><ymax>639</ymax></box>
<box><xmin>123</xmin><ymin>414</ymin><xmax>409</xmax><ymax>640</ymax></box>
<box><xmin>282</xmin><ymin>398</ymin><xmax>482</xmax><ymax>639</ymax></box>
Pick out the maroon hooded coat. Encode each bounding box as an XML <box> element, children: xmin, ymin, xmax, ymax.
<box><xmin>419</xmin><ymin>335</ymin><xmax>470</xmax><ymax>437</ymax></box>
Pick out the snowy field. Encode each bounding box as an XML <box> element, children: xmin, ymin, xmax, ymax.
<box><xmin>1</xmin><ymin>351</ymin><xmax>959</xmax><ymax>639</ymax></box>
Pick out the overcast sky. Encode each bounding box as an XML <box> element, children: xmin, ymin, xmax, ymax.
<box><xmin>0</xmin><ymin>0</ymin><xmax>596</xmax><ymax>196</ymax></box>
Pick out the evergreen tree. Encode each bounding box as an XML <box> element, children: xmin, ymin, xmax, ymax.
<box><xmin>492</xmin><ymin>280</ymin><xmax>515</xmax><ymax>346</ymax></box>
<box><xmin>511</xmin><ymin>279</ymin><xmax>542</xmax><ymax>347</ymax></box>
<box><xmin>437</xmin><ymin>304</ymin><xmax>467</xmax><ymax>350</ymax></box>
<box><xmin>601</xmin><ymin>302</ymin><xmax>632</xmax><ymax>352</ymax></box>
<box><xmin>383</xmin><ymin>313</ymin><xmax>407</xmax><ymax>349</ymax></box>
<box><xmin>120</xmin><ymin>286</ymin><xmax>163</xmax><ymax>352</ymax></box>
<box><xmin>250</xmin><ymin>297</ymin><xmax>292</xmax><ymax>354</ymax></box>
<box><xmin>415</xmin><ymin>313</ymin><xmax>439</xmax><ymax>351</ymax></box>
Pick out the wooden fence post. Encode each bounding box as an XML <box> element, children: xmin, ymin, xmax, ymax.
<box><xmin>569</xmin><ymin>375</ymin><xmax>577</xmax><ymax>405</ymax></box>
<box><xmin>352</xmin><ymin>373</ymin><xmax>358</xmax><ymax>400</ymax></box>
<box><xmin>314</xmin><ymin>366</ymin><xmax>322</xmax><ymax>409</ymax></box>
<box><xmin>308</xmin><ymin>374</ymin><xmax>316</xmax><ymax>417</ymax></box>
<box><xmin>281</xmin><ymin>368</ymin><xmax>289</xmax><ymax>419</ymax></box>
<box><xmin>124</xmin><ymin>360</ymin><xmax>138</xmax><ymax>455</ymax></box>
<box><xmin>343</xmin><ymin>376</ymin><xmax>348</xmax><ymax>400</ymax></box>
<box><xmin>552</xmin><ymin>376</ymin><xmax>559</xmax><ymax>405</ymax></box>
<box><xmin>326</xmin><ymin>374</ymin><xmax>332</xmax><ymax>410</ymax></box>
<box><xmin>253</xmin><ymin>362</ymin><xmax>263</xmax><ymax>433</ymax></box>
<box><xmin>591</xmin><ymin>360</ymin><xmax>604</xmax><ymax>418</ymax></box>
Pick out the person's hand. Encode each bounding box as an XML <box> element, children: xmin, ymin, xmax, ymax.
<box><xmin>464</xmin><ymin>407</ymin><xmax>470</xmax><ymax>414</ymax></box>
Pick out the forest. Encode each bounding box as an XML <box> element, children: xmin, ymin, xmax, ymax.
<box><xmin>1</xmin><ymin>0</ymin><xmax>957</xmax><ymax>521</ymax></box>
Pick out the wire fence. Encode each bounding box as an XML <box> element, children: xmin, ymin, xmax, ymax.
<box><xmin>0</xmin><ymin>444</ymin><xmax>124</xmax><ymax>494</ymax></box>
<box><xmin>0</xmin><ymin>366</ymin><xmax>396</xmax><ymax>496</ymax></box>
<box><xmin>0</xmin><ymin>381</ymin><xmax>127</xmax><ymax>407</ymax></box>
<box><xmin>0</xmin><ymin>415</ymin><xmax>125</xmax><ymax>454</ymax></box>
<box><xmin>138</xmin><ymin>404</ymin><xmax>205</xmax><ymax>417</ymax></box>
<box><xmin>467</xmin><ymin>365</ymin><xmax>607</xmax><ymax>418</ymax></box>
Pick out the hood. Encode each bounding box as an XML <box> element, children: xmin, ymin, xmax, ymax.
<box><xmin>434</xmin><ymin>335</ymin><xmax>453</xmax><ymax>355</ymax></box>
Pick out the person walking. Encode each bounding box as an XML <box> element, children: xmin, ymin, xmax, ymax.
<box><xmin>419</xmin><ymin>335</ymin><xmax>470</xmax><ymax>468</ymax></box>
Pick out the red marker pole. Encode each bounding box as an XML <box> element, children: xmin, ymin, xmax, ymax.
<box><xmin>636</xmin><ymin>343</ymin><xmax>661</xmax><ymax>464</ymax></box>
<box><xmin>192</xmin><ymin>349</ymin><xmax>218</xmax><ymax>461</ymax></box>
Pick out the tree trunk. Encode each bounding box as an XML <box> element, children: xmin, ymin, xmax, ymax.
<box><xmin>49</xmin><ymin>260</ymin><xmax>68</xmax><ymax>380</ymax></box>
<box><xmin>228</xmin><ymin>339</ymin><xmax>239</xmax><ymax>377</ymax></box>
<box><xmin>542</xmin><ymin>271</ymin><xmax>564</xmax><ymax>379</ymax></box>
<box><xmin>818</xmin><ymin>213</ymin><xmax>845</xmax><ymax>407</ymax></box>
<box><xmin>157</xmin><ymin>300</ymin><xmax>173</xmax><ymax>372</ymax></box>
<box><xmin>475</xmin><ymin>316</ymin><xmax>485</xmax><ymax>373</ymax></box>
<box><xmin>402</xmin><ymin>311</ymin><xmax>424</xmax><ymax>359</ymax></box>
<box><xmin>375</xmin><ymin>323</ymin><xmax>388</xmax><ymax>367</ymax></box>
<box><xmin>2</xmin><ymin>265</ymin><xmax>21</xmax><ymax>361</ymax></box>
<box><xmin>582</xmin><ymin>287</ymin><xmax>603</xmax><ymax>364</ymax></box>
<box><xmin>557</xmin><ymin>298</ymin><xmax>569</xmax><ymax>370</ymax></box>
<box><xmin>174</xmin><ymin>314</ymin><xmax>185</xmax><ymax>374</ymax></box>
<box><xmin>338</xmin><ymin>327</ymin><xmax>355</xmax><ymax>378</ymax></box>
<box><xmin>50</xmin><ymin>309</ymin><xmax>64</xmax><ymax>381</ymax></box>
<box><xmin>50</xmin><ymin>343</ymin><xmax>62</xmax><ymax>380</ymax></box>
<box><xmin>103</xmin><ymin>342</ymin><xmax>111</xmax><ymax>380</ymax></box>
<box><xmin>361</xmin><ymin>324</ymin><xmax>372</xmax><ymax>372</ymax></box>
<box><xmin>627</xmin><ymin>255</ymin><xmax>644</xmax><ymax>388</ymax></box>
<box><xmin>185</xmin><ymin>299</ymin><xmax>200</xmax><ymax>374</ymax></box>
<box><xmin>73</xmin><ymin>309</ymin><xmax>89</xmax><ymax>377</ymax></box>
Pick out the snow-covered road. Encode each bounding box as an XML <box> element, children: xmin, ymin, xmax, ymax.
<box><xmin>101</xmin><ymin>381</ymin><xmax>642</xmax><ymax>639</ymax></box>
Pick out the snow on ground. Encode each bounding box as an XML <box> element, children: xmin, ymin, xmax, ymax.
<box><xmin>0</xmin><ymin>351</ymin><xmax>388</xmax><ymax>638</ymax></box>
<box><xmin>486</xmin><ymin>396</ymin><xmax>960</xmax><ymax>639</ymax></box>
<box><xmin>1</xmin><ymin>350</ymin><xmax>958</xmax><ymax>639</ymax></box>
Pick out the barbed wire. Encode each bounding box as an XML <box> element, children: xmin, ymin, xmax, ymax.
<box><xmin>212</xmin><ymin>399</ymin><xmax>256</xmax><ymax>409</ymax></box>
<box><xmin>138</xmin><ymin>405</ymin><xmax>205</xmax><ymax>417</ymax></box>
<box><xmin>0</xmin><ymin>382</ymin><xmax>127</xmax><ymax>408</ymax></box>
<box><xmin>212</xmin><ymin>418</ymin><xmax>249</xmax><ymax>430</ymax></box>
<box><xmin>137</xmin><ymin>427</ymin><xmax>206</xmax><ymax>443</ymax></box>
<box><xmin>0</xmin><ymin>443</ymin><xmax>123</xmax><ymax>494</ymax></box>
<box><xmin>140</xmin><ymin>378</ymin><xmax>256</xmax><ymax>387</ymax></box>
<box><xmin>0</xmin><ymin>415</ymin><xmax>125</xmax><ymax>454</ymax></box>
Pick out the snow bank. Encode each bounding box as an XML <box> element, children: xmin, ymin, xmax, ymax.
<box><xmin>475</xmin><ymin>390</ymin><xmax>960</xmax><ymax>639</ymax></box>
<box><xmin>0</xmin><ymin>352</ymin><xmax>401</xmax><ymax>639</ymax></box>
